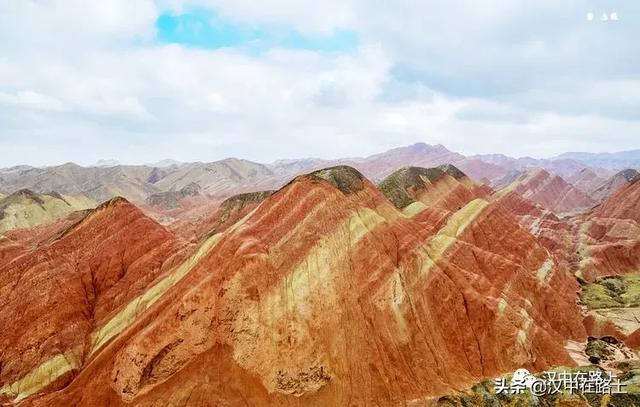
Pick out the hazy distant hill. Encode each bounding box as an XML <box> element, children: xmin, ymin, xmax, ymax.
<box><xmin>0</xmin><ymin>163</ymin><xmax>160</xmax><ymax>203</ymax></box>
<box><xmin>590</xmin><ymin>168</ymin><xmax>640</xmax><ymax>202</ymax></box>
<box><xmin>0</xmin><ymin>189</ymin><xmax>96</xmax><ymax>233</ymax></box>
<box><xmin>470</xmin><ymin>153</ymin><xmax>589</xmax><ymax>179</ymax></box>
<box><xmin>153</xmin><ymin>158</ymin><xmax>277</xmax><ymax>195</ymax></box>
<box><xmin>499</xmin><ymin>168</ymin><xmax>596</xmax><ymax>213</ymax></box>
<box><xmin>271</xmin><ymin>143</ymin><xmax>508</xmax><ymax>182</ymax></box>
<box><xmin>0</xmin><ymin>158</ymin><xmax>287</xmax><ymax>204</ymax></box>
<box><xmin>555</xmin><ymin>150</ymin><xmax>640</xmax><ymax>169</ymax></box>
<box><xmin>1</xmin><ymin>143</ymin><xmax>638</xmax><ymax>205</ymax></box>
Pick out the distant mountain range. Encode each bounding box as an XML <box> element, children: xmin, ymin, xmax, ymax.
<box><xmin>1</xmin><ymin>143</ymin><xmax>638</xmax><ymax>205</ymax></box>
<box><xmin>555</xmin><ymin>150</ymin><xmax>640</xmax><ymax>169</ymax></box>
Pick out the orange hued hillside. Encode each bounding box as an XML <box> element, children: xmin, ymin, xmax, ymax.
<box><xmin>500</xmin><ymin>169</ymin><xmax>596</xmax><ymax>214</ymax></box>
<box><xmin>575</xmin><ymin>177</ymin><xmax>640</xmax><ymax>281</ymax></box>
<box><xmin>0</xmin><ymin>198</ymin><xmax>190</xmax><ymax>403</ymax></box>
<box><xmin>0</xmin><ymin>165</ymin><xmax>595</xmax><ymax>406</ymax></box>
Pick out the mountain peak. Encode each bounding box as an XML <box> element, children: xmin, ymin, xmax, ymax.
<box><xmin>308</xmin><ymin>165</ymin><xmax>366</xmax><ymax>194</ymax></box>
<box><xmin>93</xmin><ymin>159</ymin><xmax>120</xmax><ymax>168</ymax></box>
<box><xmin>378</xmin><ymin>164</ymin><xmax>471</xmax><ymax>209</ymax></box>
<box><xmin>96</xmin><ymin>196</ymin><xmax>131</xmax><ymax>210</ymax></box>
<box><xmin>405</xmin><ymin>142</ymin><xmax>450</xmax><ymax>153</ymax></box>
<box><xmin>151</xmin><ymin>159</ymin><xmax>181</xmax><ymax>168</ymax></box>
<box><xmin>526</xmin><ymin>167</ymin><xmax>551</xmax><ymax>179</ymax></box>
<box><xmin>437</xmin><ymin>163</ymin><xmax>466</xmax><ymax>179</ymax></box>
<box><xmin>618</xmin><ymin>168</ymin><xmax>640</xmax><ymax>182</ymax></box>
<box><xmin>507</xmin><ymin>168</ymin><xmax>595</xmax><ymax>213</ymax></box>
<box><xmin>220</xmin><ymin>190</ymin><xmax>274</xmax><ymax>210</ymax></box>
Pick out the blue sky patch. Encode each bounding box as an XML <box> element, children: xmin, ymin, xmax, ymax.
<box><xmin>155</xmin><ymin>7</ymin><xmax>358</xmax><ymax>53</ymax></box>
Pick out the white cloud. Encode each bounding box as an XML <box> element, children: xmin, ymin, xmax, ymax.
<box><xmin>0</xmin><ymin>1</ymin><xmax>157</xmax><ymax>52</ymax></box>
<box><xmin>0</xmin><ymin>90</ymin><xmax>68</xmax><ymax>112</ymax></box>
<box><xmin>0</xmin><ymin>0</ymin><xmax>638</xmax><ymax>168</ymax></box>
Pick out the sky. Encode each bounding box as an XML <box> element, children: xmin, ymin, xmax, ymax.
<box><xmin>0</xmin><ymin>0</ymin><xmax>639</xmax><ymax>167</ymax></box>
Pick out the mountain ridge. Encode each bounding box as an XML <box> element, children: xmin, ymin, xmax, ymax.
<box><xmin>2</xmin><ymin>143</ymin><xmax>637</xmax><ymax>208</ymax></box>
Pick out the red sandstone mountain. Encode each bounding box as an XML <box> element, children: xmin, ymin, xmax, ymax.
<box><xmin>571</xmin><ymin>177</ymin><xmax>640</xmax><ymax>281</ymax></box>
<box><xmin>499</xmin><ymin>168</ymin><xmax>597</xmax><ymax>214</ymax></box>
<box><xmin>590</xmin><ymin>168</ymin><xmax>640</xmax><ymax>203</ymax></box>
<box><xmin>495</xmin><ymin>189</ymin><xmax>574</xmax><ymax>262</ymax></box>
<box><xmin>0</xmin><ymin>166</ymin><xmax>589</xmax><ymax>405</ymax></box>
<box><xmin>377</xmin><ymin>164</ymin><xmax>489</xmax><ymax>214</ymax></box>
<box><xmin>0</xmin><ymin>198</ymin><xmax>190</xmax><ymax>404</ymax></box>
<box><xmin>478</xmin><ymin>172</ymin><xmax>640</xmax><ymax>366</ymax></box>
<box><xmin>567</xmin><ymin>168</ymin><xmax>606</xmax><ymax>195</ymax></box>
<box><xmin>1</xmin><ymin>162</ymin><xmax>639</xmax><ymax>406</ymax></box>
<box><xmin>594</xmin><ymin>175</ymin><xmax>640</xmax><ymax>221</ymax></box>
<box><xmin>167</xmin><ymin>190</ymin><xmax>274</xmax><ymax>242</ymax></box>
<box><xmin>493</xmin><ymin>171</ymin><xmax>640</xmax><ymax>281</ymax></box>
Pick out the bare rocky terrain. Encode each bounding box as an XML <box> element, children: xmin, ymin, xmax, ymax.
<box><xmin>0</xmin><ymin>145</ymin><xmax>639</xmax><ymax>406</ymax></box>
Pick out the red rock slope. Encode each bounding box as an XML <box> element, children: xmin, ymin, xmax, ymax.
<box><xmin>166</xmin><ymin>190</ymin><xmax>274</xmax><ymax>242</ymax></box>
<box><xmin>500</xmin><ymin>169</ymin><xmax>596</xmax><ymax>214</ymax></box>
<box><xmin>567</xmin><ymin>168</ymin><xmax>605</xmax><ymax>195</ymax></box>
<box><xmin>575</xmin><ymin>177</ymin><xmax>640</xmax><ymax>281</ymax></box>
<box><xmin>0</xmin><ymin>198</ymin><xmax>189</xmax><ymax>404</ymax></box>
<box><xmin>494</xmin><ymin>189</ymin><xmax>574</xmax><ymax>264</ymax></box>
<box><xmin>1</xmin><ymin>166</ymin><xmax>587</xmax><ymax>406</ymax></box>
<box><xmin>592</xmin><ymin>171</ymin><xmax>640</xmax><ymax>219</ymax></box>
<box><xmin>589</xmin><ymin>169</ymin><xmax>639</xmax><ymax>203</ymax></box>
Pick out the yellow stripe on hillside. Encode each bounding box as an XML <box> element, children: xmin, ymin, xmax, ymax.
<box><xmin>277</xmin><ymin>207</ymin><xmax>385</xmax><ymax>313</ymax></box>
<box><xmin>0</xmin><ymin>352</ymin><xmax>80</xmax><ymax>402</ymax></box>
<box><xmin>417</xmin><ymin>199</ymin><xmax>490</xmax><ymax>275</ymax></box>
<box><xmin>89</xmin><ymin>232</ymin><xmax>224</xmax><ymax>355</ymax></box>
<box><xmin>496</xmin><ymin>170</ymin><xmax>541</xmax><ymax>199</ymax></box>
<box><xmin>232</xmin><ymin>206</ymin><xmax>387</xmax><ymax>391</ymax></box>
<box><xmin>0</xmin><ymin>198</ymin><xmax>258</xmax><ymax>402</ymax></box>
<box><xmin>576</xmin><ymin>221</ymin><xmax>593</xmax><ymax>278</ymax></box>
<box><xmin>536</xmin><ymin>258</ymin><xmax>554</xmax><ymax>284</ymax></box>
<box><xmin>402</xmin><ymin>201</ymin><xmax>428</xmax><ymax>217</ymax></box>
<box><xmin>415</xmin><ymin>174</ymin><xmax>458</xmax><ymax>207</ymax></box>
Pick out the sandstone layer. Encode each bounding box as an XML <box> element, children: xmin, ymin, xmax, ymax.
<box><xmin>2</xmin><ymin>163</ymin><xmax>640</xmax><ymax>406</ymax></box>
<box><xmin>499</xmin><ymin>169</ymin><xmax>596</xmax><ymax>214</ymax></box>
<box><xmin>0</xmin><ymin>165</ymin><xmax>593</xmax><ymax>406</ymax></box>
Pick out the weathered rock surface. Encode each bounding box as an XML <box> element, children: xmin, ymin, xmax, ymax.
<box><xmin>0</xmin><ymin>198</ymin><xmax>189</xmax><ymax>403</ymax></box>
<box><xmin>572</xmin><ymin>178</ymin><xmax>640</xmax><ymax>281</ymax></box>
<box><xmin>166</xmin><ymin>190</ymin><xmax>274</xmax><ymax>242</ymax></box>
<box><xmin>0</xmin><ymin>165</ymin><xmax>594</xmax><ymax>406</ymax></box>
<box><xmin>589</xmin><ymin>169</ymin><xmax>639</xmax><ymax>203</ymax></box>
<box><xmin>567</xmin><ymin>168</ymin><xmax>606</xmax><ymax>196</ymax></box>
<box><xmin>378</xmin><ymin>165</ymin><xmax>478</xmax><ymax>210</ymax></box>
<box><xmin>3</xmin><ymin>161</ymin><xmax>640</xmax><ymax>406</ymax></box>
<box><xmin>499</xmin><ymin>169</ymin><xmax>596</xmax><ymax>214</ymax></box>
<box><xmin>592</xmin><ymin>176</ymin><xmax>640</xmax><ymax>222</ymax></box>
<box><xmin>579</xmin><ymin>275</ymin><xmax>640</xmax><ymax>345</ymax></box>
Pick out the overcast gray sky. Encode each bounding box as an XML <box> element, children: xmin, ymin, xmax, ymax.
<box><xmin>0</xmin><ymin>0</ymin><xmax>639</xmax><ymax>167</ymax></box>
